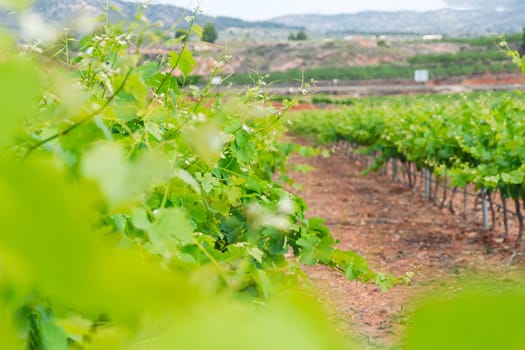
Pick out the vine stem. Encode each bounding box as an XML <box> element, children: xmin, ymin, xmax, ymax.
<box><xmin>24</xmin><ymin>68</ymin><xmax>133</xmax><ymax>160</ymax></box>
<box><xmin>194</xmin><ymin>238</ymin><xmax>232</xmax><ymax>288</ymax></box>
<box><xmin>254</xmin><ymin>98</ymin><xmax>297</xmax><ymax>136</ymax></box>
<box><xmin>501</xmin><ymin>191</ymin><xmax>509</xmax><ymax>239</ymax></box>
<box><xmin>147</xmin><ymin>7</ymin><xmax>199</xmax><ymax>106</ymax></box>
<box><xmin>514</xmin><ymin>198</ymin><xmax>524</xmax><ymax>251</ymax></box>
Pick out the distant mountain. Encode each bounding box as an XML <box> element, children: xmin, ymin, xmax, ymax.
<box><xmin>271</xmin><ymin>6</ymin><xmax>525</xmax><ymax>35</ymax></box>
<box><xmin>0</xmin><ymin>0</ymin><xmax>289</xmax><ymax>32</ymax></box>
<box><xmin>444</xmin><ymin>0</ymin><xmax>520</xmax><ymax>8</ymax></box>
<box><xmin>2</xmin><ymin>0</ymin><xmax>524</xmax><ymax>37</ymax></box>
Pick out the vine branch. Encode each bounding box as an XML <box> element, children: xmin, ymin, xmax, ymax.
<box><xmin>149</xmin><ymin>7</ymin><xmax>199</xmax><ymax>104</ymax></box>
<box><xmin>24</xmin><ymin>67</ymin><xmax>133</xmax><ymax>159</ymax></box>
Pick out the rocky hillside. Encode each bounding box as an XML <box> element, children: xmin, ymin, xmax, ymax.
<box><xmin>2</xmin><ymin>0</ymin><xmax>523</xmax><ymax>36</ymax></box>
<box><xmin>1</xmin><ymin>0</ymin><xmax>289</xmax><ymax>31</ymax></box>
<box><xmin>272</xmin><ymin>6</ymin><xmax>525</xmax><ymax>35</ymax></box>
<box><xmin>444</xmin><ymin>0</ymin><xmax>520</xmax><ymax>8</ymax></box>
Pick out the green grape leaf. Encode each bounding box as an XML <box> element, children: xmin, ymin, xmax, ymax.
<box><xmin>0</xmin><ymin>302</ymin><xmax>22</xmax><ymax>349</ymax></box>
<box><xmin>501</xmin><ymin>170</ymin><xmax>524</xmax><ymax>185</ymax></box>
<box><xmin>0</xmin><ymin>159</ymin><xmax>187</xmax><ymax>321</ymax></box>
<box><xmin>56</xmin><ymin>315</ymin><xmax>92</xmax><ymax>344</ymax></box>
<box><xmin>145</xmin><ymin>121</ymin><xmax>164</xmax><ymax>141</ymax></box>
<box><xmin>125</xmin><ymin>73</ymin><xmax>149</xmax><ymax>107</ymax></box>
<box><xmin>185</xmin><ymin>123</ymin><xmax>227</xmax><ymax>165</ymax></box>
<box><xmin>173</xmin><ymin>169</ymin><xmax>201</xmax><ymax>194</ymax></box>
<box><xmin>150</xmin><ymin>208</ymin><xmax>196</xmax><ymax>252</ymax></box>
<box><xmin>169</xmin><ymin>50</ymin><xmax>198</xmax><ymax>77</ymax></box>
<box><xmin>247</xmin><ymin>245</ymin><xmax>264</xmax><ymax>263</ymax></box>
<box><xmin>296</xmin><ymin>236</ymin><xmax>318</xmax><ymax>265</ymax></box>
<box><xmin>0</xmin><ymin>59</ymin><xmax>41</xmax><ymax>147</ymax></box>
<box><xmin>484</xmin><ymin>175</ymin><xmax>500</xmax><ymax>187</ymax></box>
<box><xmin>81</xmin><ymin>143</ymin><xmax>170</xmax><ymax>209</ymax></box>
<box><xmin>405</xmin><ymin>289</ymin><xmax>525</xmax><ymax>350</ymax></box>
<box><xmin>254</xmin><ymin>268</ymin><xmax>272</xmax><ymax>298</ymax></box>
<box><xmin>199</xmin><ymin>172</ymin><xmax>219</xmax><ymax>194</ymax></box>
<box><xmin>193</xmin><ymin>24</ymin><xmax>204</xmax><ymax>38</ymax></box>
<box><xmin>32</xmin><ymin>307</ymin><xmax>68</xmax><ymax>350</ymax></box>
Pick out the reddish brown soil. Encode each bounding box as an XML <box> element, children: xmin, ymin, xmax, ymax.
<box><xmin>288</xmin><ymin>141</ymin><xmax>517</xmax><ymax>347</ymax></box>
<box><xmin>271</xmin><ymin>101</ymin><xmax>321</xmax><ymax>112</ymax></box>
<box><xmin>426</xmin><ymin>74</ymin><xmax>525</xmax><ymax>86</ymax></box>
<box><xmin>461</xmin><ymin>75</ymin><xmax>525</xmax><ymax>85</ymax></box>
<box><xmin>289</xmin><ymin>103</ymin><xmax>320</xmax><ymax>112</ymax></box>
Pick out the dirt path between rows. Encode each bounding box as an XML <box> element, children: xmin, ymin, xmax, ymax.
<box><xmin>287</xmin><ymin>140</ymin><xmax>518</xmax><ymax>348</ymax></box>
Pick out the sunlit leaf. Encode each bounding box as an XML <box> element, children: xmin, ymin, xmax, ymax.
<box><xmin>193</xmin><ymin>24</ymin><xmax>203</xmax><ymax>38</ymax></box>
<box><xmin>169</xmin><ymin>50</ymin><xmax>198</xmax><ymax>77</ymax></box>
<box><xmin>0</xmin><ymin>59</ymin><xmax>41</xmax><ymax>147</ymax></box>
<box><xmin>81</xmin><ymin>143</ymin><xmax>171</xmax><ymax>209</ymax></box>
<box><xmin>405</xmin><ymin>289</ymin><xmax>525</xmax><ymax>350</ymax></box>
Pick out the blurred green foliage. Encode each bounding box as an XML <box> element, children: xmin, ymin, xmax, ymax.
<box><xmin>405</xmin><ymin>287</ymin><xmax>525</xmax><ymax>350</ymax></box>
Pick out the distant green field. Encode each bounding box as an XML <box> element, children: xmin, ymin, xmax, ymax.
<box><xmin>407</xmin><ymin>50</ymin><xmax>508</xmax><ymax>65</ymax></box>
<box><xmin>442</xmin><ymin>32</ymin><xmax>522</xmax><ymax>47</ymax></box>
<box><xmin>222</xmin><ymin>33</ymin><xmax>522</xmax><ymax>84</ymax></box>
<box><xmin>225</xmin><ymin>60</ymin><xmax>518</xmax><ymax>85</ymax></box>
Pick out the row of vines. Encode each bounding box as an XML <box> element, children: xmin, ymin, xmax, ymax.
<box><xmin>288</xmin><ymin>53</ymin><xmax>525</xmax><ymax>259</ymax></box>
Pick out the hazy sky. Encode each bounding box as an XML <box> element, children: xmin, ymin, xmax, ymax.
<box><xmin>150</xmin><ymin>0</ymin><xmax>448</xmax><ymax>21</ymax></box>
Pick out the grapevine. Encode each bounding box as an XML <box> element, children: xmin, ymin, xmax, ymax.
<box><xmin>289</xmin><ymin>90</ymin><xmax>525</xmax><ymax>256</ymax></box>
<box><xmin>0</xmin><ymin>2</ymin><xmax>394</xmax><ymax>348</ymax></box>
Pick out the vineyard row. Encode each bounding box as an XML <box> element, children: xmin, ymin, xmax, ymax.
<box><xmin>288</xmin><ymin>92</ymin><xmax>525</xmax><ymax>258</ymax></box>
